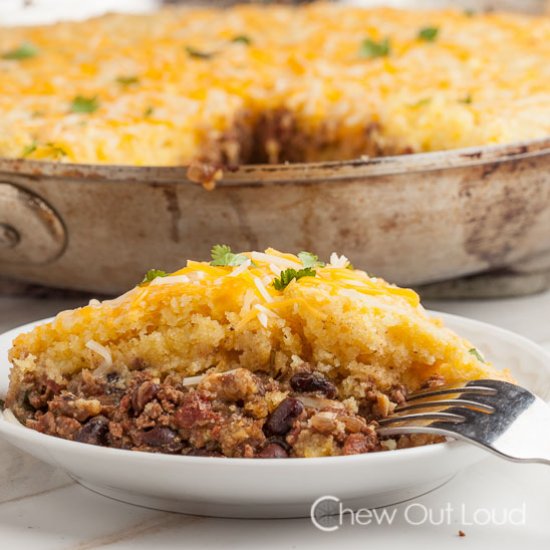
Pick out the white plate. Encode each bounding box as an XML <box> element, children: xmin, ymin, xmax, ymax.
<box><xmin>1</xmin><ymin>312</ymin><xmax>549</xmax><ymax>519</ymax></box>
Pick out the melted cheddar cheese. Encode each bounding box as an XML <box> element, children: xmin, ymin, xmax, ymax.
<box><xmin>8</xmin><ymin>249</ymin><xmax>509</xmax><ymax>396</ymax></box>
<box><xmin>0</xmin><ymin>3</ymin><xmax>549</xmax><ymax>168</ymax></box>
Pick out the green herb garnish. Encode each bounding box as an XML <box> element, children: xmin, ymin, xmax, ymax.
<box><xmin>185</xmin><ymin>46</ymin><xmax>213</xmax><ymax>60</ymax></box>
<box><xmin>0</xmin><ymin>399</ymin><xmax>4</xmax><ymax>411</ymax></box>
<box><xmin>22</xmin><ymin>141</ymin><xmax>37</xmax><ymax>157</ymax></box>
<box><xmin>298</xmin><ymin>251</ymin><xmax>325</xmax><ymax>268</ymax></box>
<box><xmin>359</xmin><ymin>37</ymin><xmax>391</xmax><ymax>59</ymax></box>
<box><xmin>273</xmin><ymin>267</ymin><xmax>316</xmax><ymax>291</ymax></box>
<box><xmin>141</xmin><ymin>269</ymin><xmax>168</xmax><ymax>285</ymax></box>
<box><xmin>143</xmin><ymin>106</ymin><xmax>154</xmax><ymax>118</ymax></box>
<box><xmin>2</xmin><ymin>42</ymin><xmax>39</xmax><ymax>60</ymax></box>
<box><xmin>459</xmin><ymin>94</ymin><xmax>473</xmax><ymax>105</ymax></box>
<box><xmin>116</xmin><ymin>75</ymin><xmax>140</xmax><ymax>86</ymax></box>
<box><xmin>464</xmin><ymin>9</ymin><xmax>475</xmax><ymax>17</ymax></box>
<box><xmin>409</xmin><ymin>97</ymin><xmax>431</xmax><ymax>108</ymax></box>
<box><xmin>231</xmin><ymin>35</ymin><xmax>252</xmax><ymax>45</ymax></box>
<box><xmin>70</xmin><ymin>95</ymin><xmax>100</xmax><ymax>114</ymax></box>
<box><xmin>469</xmin><ymin>348</ymin><xmax>485</xmax><ymax>363</ymax></box>
<box><xmin>210</xmin><ymin>244</ymin><xmax>248</xmax><ymax>267</ymax></box>
<box><xmin>418</xmin><ymin>26</ymin><xmax>439</xmax><ymax>42</ymax></box>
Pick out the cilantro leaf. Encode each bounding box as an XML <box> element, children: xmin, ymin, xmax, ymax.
<box><xmin>116</xmin><ymin>75</ymin><xmax>140</xmax><ymax>86</ymax></box>
<box><xmin>418</xmin><ymin>27</ymin><xmax>439</xmax><ymax>42</ymax></box>
<box><xmin>141</xmin><ymin>269</ymin><xmax>168</xmax><ymax>285</ymax></box>
<box><xmin>185</xmin><ymin>46</ymin><xmax>213</xmax><ymax>60</ymax></box>
<box><xmin>409</xmin><ymin>97</ymin><xmax>431</xmax><ymax>108</ymax></box>
<box><xmin>459</xmin><ymin>94</ymin><xmax>473</xmax><ymax>104</ymax></box>
<box><xmin>211</xmin><ymin>244</ymin><xmax>232</xmax><ymax>263</ymax></box>
<box><xmin>143</xmin><ymin>106</ymin><xmax>154</xmax><ymax>118</ymax></box>
<box><xmin>232</xmin><ymin>35</ymin><xmax>252</xmax><ymax>45</ymax></box>
<box><xmin>469</xmin><ymin>348</ymin><xmax>485</xmax><ymax>363</ymax></box>
<box><xmin>298</xmin><ymin>251</ymin><xmax>325</xmax><ymax>268</ymax></box>
<box><xmin>359</xmin><ymin>37</ymin><xmax>391</xmax><ymax>59</ymax></box>
<box><xmin>70</xmin><ymin>95</ymin><xmax>100</xmax><ymax>114</ymax></box>
<box><xmin>22</xmin><ymin>141</ymin><xmax>37</xmax><ymax>157</ymax></box>
<box><xmin>2</xmin><ymin>42</ymin><xmax>39</xmax><ymax>60</ymax></box>
<box><xmin>273</xmin><ymin>268</ymin><xmax>316</xmax><ymax>291</ymax></box>
<box><xmin>210</xmin><ymin>244</ymin><xmax>247</xmax><ymax>267</ymax></box>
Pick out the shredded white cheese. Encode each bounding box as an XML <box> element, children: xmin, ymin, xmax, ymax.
<box><xmin>253</xmin><ymin>276</ymin><xmax>273</xmax><ymax>303</ymax></box>
<box><xmin>151</xmin><ymin>274</ymin><xmax>191</xmax><ymax>285</ymax></box>
<box><xmin>339</xmin><ymin>279</ymin><xmax>367</xmax><ymax>288</ymax></box>
<box><xmin>269</xmin><ymin>263</ymin><xmax>283</xmax><ymax>276</ymax></box>
<box><xmin>182</xmin><ymin>374</ymin><xmax>205</xmax><ymax>386</ymax></box>
<box><xmin>241</xmin><ymin>289</ymin><xmax>256</xmax><ymax>315</ymax></box>
<box><xmin>254</xmin><ymin>303</ymin><xmax>280</xmax><ymax>319</ymax></box>
<box><xmin>251</xmin><ymin>252</ymin><xmax>301</xmax><ymax>270</ymax></box>
<box><xmin>229</xmin><ymin>259</ymin><xmax>251</xmax><ymax>277</ymax></box>
<box><xmin>85</xmin><ymin>340</ymin><xmax>113</xmax><ymax>367</ymax></box>
<box><xmin>257</xmin><ymin>311</ymin><xmax>268</xmax><ymax>328</ymax></box>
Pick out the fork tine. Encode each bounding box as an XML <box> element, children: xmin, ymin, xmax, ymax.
<box><xmin>394</xmin><ymin>398</ymin><xmax>495</xmax><ymax>414</ymax></box>
<box><xmin>377</xmin><ymin>380</ymin><xmax>550</xmax><ymax>466</ymax></box>
<box><xmin>378</xmin><ymin>411</ymin><xmax>465</xmax><ymax>426</ymax></box>
<box><xmin>405</xmin><ymin>383</ymin><xmax>498</xmax><ymax>402</ymax></box>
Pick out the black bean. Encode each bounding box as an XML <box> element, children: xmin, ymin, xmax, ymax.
<box><xmin>141</xmin><ymin>426</ymin><xmax>178</xmax><ymax>447</ymax></box>
<box><xmin>106</xmin><ymin>372</ymin><xmax>119</xmax><ymax>384</ymax></box>
<box><xmin>289</xmin><ymin>371</ymin><xmax>337</xmax><ymax>398</ymax></box>
<box><xmin>264</xmin><ymin>397</ymin><xmax>304</xmax><ymax>436</ymax></box>
<box><xmin>75</xmin><ymin>415</ymin><xmax>109</xmax><ymax>446</ymax></box>
<box><xmin>257</xmin><ymin>442</ymin><xmax>289</xmax><ymax>458</ymax></box>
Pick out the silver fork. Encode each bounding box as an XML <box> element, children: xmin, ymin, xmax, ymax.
<box><xmin>378</xmin><ymin>379</ymin><xmax>550</xmax><ymax>465</ymax></box>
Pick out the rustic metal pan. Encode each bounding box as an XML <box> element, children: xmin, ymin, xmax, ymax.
<box><xmin>1</xmin><ymin>0</ymin><xmax>549</xmax><ymax>294</ymax></box>
<box><xmin>1</xmin><ymin>137</ymin><xmax>550</xmax><ymax>294</ymax></box>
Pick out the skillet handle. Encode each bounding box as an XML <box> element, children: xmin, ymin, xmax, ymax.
<box><xmin>0</xmin><ymin>182</ymin><xmax>66</xmax><ymax>265</ymax></box>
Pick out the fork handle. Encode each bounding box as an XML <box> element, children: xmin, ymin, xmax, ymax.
<box><xmin>378</xmin><ymin>425</ymin><xmax>550</xmax><ymax>467</ymax></box>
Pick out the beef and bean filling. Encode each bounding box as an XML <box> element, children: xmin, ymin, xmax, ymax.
<box><xmin>8</xmin><ymin>367</ymin><xmax>444</xmax><ymax>457</ymax></box>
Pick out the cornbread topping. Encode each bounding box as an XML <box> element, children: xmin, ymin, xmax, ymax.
<box><xmin>0</xmin><ymin>3</ymin><xmax>549</xmax><ymax>187</ymax></box>
<box><xmin>5</xmin><ymin>248</ymin><xmax>509</xmax><ymax>457</ymax></box>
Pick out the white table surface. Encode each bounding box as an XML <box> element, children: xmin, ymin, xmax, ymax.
<box><xmin>1</xmin><ymin>291</ymin><xmax>550</xmax><ymax>549</ymax></box>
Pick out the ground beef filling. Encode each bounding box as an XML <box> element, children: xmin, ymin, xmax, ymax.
<box><xmin>186</xmin><ymin>109</ymin><xmax>413</xmax><ymax>189</ymax></box>
<box><xmin>8</xmin><ymin>367</ymin><xmax>444</xmax><ymax>458</ymax></box>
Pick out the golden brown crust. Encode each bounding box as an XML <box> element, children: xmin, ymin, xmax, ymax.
<box><xmin>1</xmin><ymin>5</ymin><xmax>549</xmax><ymax>167</ymax></box>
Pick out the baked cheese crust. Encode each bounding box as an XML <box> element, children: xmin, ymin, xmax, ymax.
<box><xmin>0</xmin><ymin>3</ymin><xmax>548</xmax><ymax>178</ymax></box>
